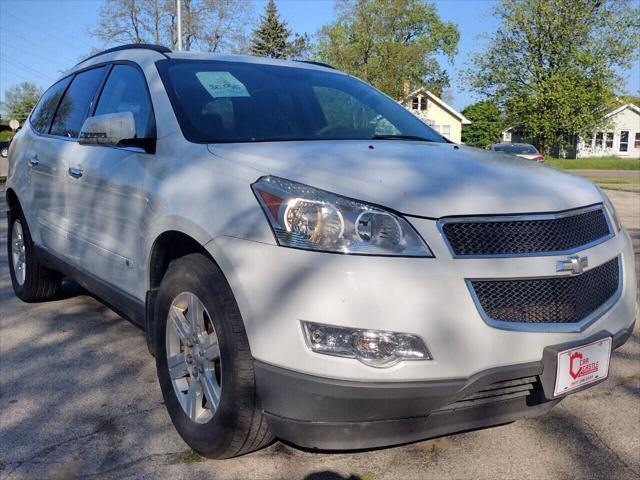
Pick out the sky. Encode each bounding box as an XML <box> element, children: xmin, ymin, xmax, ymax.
<box><xmin>0</xmin><ymin>0</ymin><xmax>638</xmax><ymax>112</ymax></box>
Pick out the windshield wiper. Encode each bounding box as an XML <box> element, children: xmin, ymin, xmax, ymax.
<box><xmin>370</xmin><ymin>134</ymin><xmax>436</xmax><ymax>142</ymax></box>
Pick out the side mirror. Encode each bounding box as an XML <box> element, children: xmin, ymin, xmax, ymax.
<box><xmin>79</xmin><ymin>112</ymin><xmax>137</xmax><ymax>148</ymax></box>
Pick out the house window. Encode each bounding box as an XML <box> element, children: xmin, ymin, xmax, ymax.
<box><xmin>584</xmin><ymin>134</ymin><xmax>593</xmax><ymax>147</ymax></box>
<box><xmin>619</xmin><ymin>131</ymin><xmax>629</xmax><ymax>152</ymax></box>
<box><xmin>420</xmin><ymin>98</ymin><xmax>427</xmax><ymax>111</ymax></box>
<box><xmin>441</xmin><ymin>125</ymin><xmax>451</xmax><ymax>136</ymax></box>
<box><xmin>635</xmin><ymin>132</ymin><xmax>640</xmax><ymax>149</ymax></box>
<box><xmin>412</xmin><ymin>97</ymin><xmax>419</xmax><ymax>110</ymax></box>
<box><xmin>425</xmin><ymin>120</ymin><xmax>435</xmax><ymax>128</ymax></box>
<box><xmin>605</xmin><ymin>132</ymin><xmax>614</xmax><ymax>148</ymax></box>
<box><xmin>595</xmin><ymin>132</ymin><xmax>603</xmax><ymax>148</ymax></box>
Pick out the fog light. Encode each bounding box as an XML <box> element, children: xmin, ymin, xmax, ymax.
<box><xmin>301</xmin><ymin>321</ymin><xmax>432</xmax><ymax>368</ymax></box>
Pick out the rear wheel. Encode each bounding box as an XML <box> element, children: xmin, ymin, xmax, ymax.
<box><xmin>154</xmin><ymin>253</ymin><xmax>273</xmax><ymax>458</ymax></box>
<box><xmin>7</xmin><ymin>207</ymin><xmax>62</xmax><ymax>302</ymax></box>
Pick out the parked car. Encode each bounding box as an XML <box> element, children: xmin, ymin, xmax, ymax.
<box><xmin>5</xmin><ymin>44</ymin><xmax>636</xmax><ymax>459</ymax></box>
<box><xmin>487</xmin><ymin>142</ymin><xmax>545</xmax><ymax>162</ymax></box>
<box><xmin>0</xmin><ymin>139</ymin><xmax>9</xmax><ymax>158</ymax></box>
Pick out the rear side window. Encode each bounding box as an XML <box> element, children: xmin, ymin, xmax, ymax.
<box><xmin>51</xmin><ymin>66</ymin><xmax>107</xmax><ymax>138</ymax></box>
<box><xmin>30</xmin><ymin>77</ymin><xmax>71</xmax><ymax>134</ymax></box>
<box><xmin>94</xmin><ymin>65</ymin><xmax>155</xmax><ymax>138</ymax></box>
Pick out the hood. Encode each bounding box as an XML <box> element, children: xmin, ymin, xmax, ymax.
<box><xmin>207</xmin><ymin>140</ymin><xmax>602</xmax><ymax>218</ymax></box>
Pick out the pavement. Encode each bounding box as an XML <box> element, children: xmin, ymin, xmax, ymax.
<box><xmin>0</xmin><ymin>187</ymin><xmax>638</xmax><ymax>480</ymax></box>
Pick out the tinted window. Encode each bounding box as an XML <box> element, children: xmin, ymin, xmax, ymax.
<box><xmin>30</xmin><ymin>77</ymin><xmax>71</xmax><ymax>134</ymax></box>
<box><xmin>94</xmin><ymin>65</ymin><xmax>155</xmax><ymax>138</ymax></box>
<box><xmin>157</xmin><ymin>60</ymin><xmax>445</xmax><ymax>144</ymax></box>
<box><xmin>493</xmin><ymin>144</ymin><xmax>538</xmax><ymax>154</ymax></box>
<box><xmin>51</xmin><ymin>67</ymin><xmax>107</xmax><ymax>138</ymax></box>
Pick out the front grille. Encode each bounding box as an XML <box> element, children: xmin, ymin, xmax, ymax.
<box><xmin>441</xmin><ymin>206</ymin><xmax>611</xmax><ymax>256</ymax></box>
<box><xmin>470</xmin><ymin>257</ymin><xmax>620</xmax><ymax>324</ymax></box>
<box><xmin>438</xmin><ymin>376</ymin><xmax>540</xmax><ymax>411</ymax></box>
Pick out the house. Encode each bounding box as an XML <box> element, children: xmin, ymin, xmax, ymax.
<box><xmin>575</xmin><ymin>103</ymin><xmax>640</xmax><ymax>158</ymax></box>
<box><xmin>500</xmin><ymin>126</ymin><xmax>530</xmax><ymax>144</ymax></box>
<box><xmin>500</xmin><ymin>103</ymin><xmax>640</xmax><ymax>158</ymax></box>
<box><xmin>400</xmin><ymin>83</ymin><xmax>471</xmax><ymax>143</ymax></box>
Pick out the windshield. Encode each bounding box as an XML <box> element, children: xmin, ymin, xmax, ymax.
<box><xmin>156</xmin><ymin>59</ymin><xmax>446</xmax><ymax>144</ymax></box>
<box><xmin>492</xmin><ymin>144</ymin><xmax>538</xmax><ymax>154</ymax></box>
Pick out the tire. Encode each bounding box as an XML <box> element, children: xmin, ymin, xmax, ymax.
<box><xmin>154</xmin><ymin>253</ymin><xmax>274</xmax><ymax>458</ymax></box>
<box><xmin>7</xmin><ymin>207</ymin><xmax>62</xmax><ymax>302</ymax></box>
<box><xmin>1</xmin><ymin>147</ymin><xmax>7</xmax><ymax>158</ymax></box>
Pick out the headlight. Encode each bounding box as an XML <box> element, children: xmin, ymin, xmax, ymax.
<box><xmin>598</xmin><ymin>187</ymin><xmax>622</xmax><ymax>232</ymax></box>
<box><xmin>252</xmin><ymin>176</ymin><xmax>432</xmax><ymax>256</ymax></box>
<box><xmin>302</xmin><ymin>321</ymin><xmax>432</xmax><ymax>367</ymax></box>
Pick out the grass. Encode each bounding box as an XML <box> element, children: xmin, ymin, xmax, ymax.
<box><xmin>0</xmin><ymin>176</ymin><xmax>6</xmax><ymax>184</ymax></box>
<box><xmin>586</xmin><ymin>175</ymin><xmax>640</xmax><ymax>193</ymax></box>
<box><xmin>586</xmin><ymin>176</ymin><xmax>640</xmax><ymax>185</ymax></box>
<box><xmin>546</xmin><ymin>156</ymin><xmax>640</xmax><ymax>170</ymax></box>
<box><xmin>0</xmin><ymin>131</ymin><xmax>14</xmax><ymax>141</ymax></box>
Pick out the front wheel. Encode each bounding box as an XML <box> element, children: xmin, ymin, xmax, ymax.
<box><xmin>154</xmin><ymin>253</ymin><xmax>273</xmax><ymax>458</ymax></box>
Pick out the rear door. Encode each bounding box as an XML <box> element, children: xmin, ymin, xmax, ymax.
<box><xmin>24</xmin><ymin>77</ymin><xmax>70</xmax><ymax>251</ymax></box>
<box><xmin>65</xmin><ymin>63</ymin><xmax>156</xmax><ymax>298</ymax></box>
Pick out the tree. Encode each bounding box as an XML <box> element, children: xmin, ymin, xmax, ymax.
<box><xmin>91</xmin><ymin>0</ymin><xmax>253</xmax><ymax>53</ymax></box>
<box><xmin>249</xmin><ymin>0</ymin><xmax>310</xmax><ymax>59</ymax></box>
<box><xmin>3</xmin><ymin>82</ymin><xmax>43</xmax><ymax>124</ymax></box>
<box><xmin>317</xmin><ymin>0</ymin><xmax>459</xmax><ymax>100</ymax></box>
<box><xmin>461</xmin><ymin>100</ymin><xmax>504</xmax><ymax>147</ymax></box>
<box><xmin>467</xmin><ymin>0</ymin><xmax>639</xmax><ymax>155</ymax></box>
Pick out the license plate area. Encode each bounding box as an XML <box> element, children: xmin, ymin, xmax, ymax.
<box><xmin>553</xmin><ymin>337</ymin><xmax>611</xmax><ymax>397</ymax></box>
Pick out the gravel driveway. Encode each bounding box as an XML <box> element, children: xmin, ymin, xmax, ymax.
<box><xmin>1</xmin><ymin>188</ymin><xmax>638</xmax><ymax>480</ymax></box>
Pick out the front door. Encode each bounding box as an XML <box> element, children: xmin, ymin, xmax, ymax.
<box><xmin>65</xmin><ymin>64</ymin><xmax>156</xmax><ymax>299</ymax></box>
<box><xmin>43</xmin><ymin>65</ymin><xmax>109</xmax><ymax>262</ymax></box>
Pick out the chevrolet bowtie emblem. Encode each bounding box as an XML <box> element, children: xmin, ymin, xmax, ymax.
<box><xmin>556</xmin><ymin>255</ymin><xmax>588</xmax><ymax>275</ymax></box>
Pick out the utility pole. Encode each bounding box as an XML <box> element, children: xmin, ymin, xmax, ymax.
<box><xmin>176</xmin><ymin>0</ymin><xmax>182</xmax><ymax>51</ymax></box>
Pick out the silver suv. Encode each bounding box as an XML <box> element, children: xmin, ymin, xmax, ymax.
<box><xmin>5</xmin><ymin>45</ymin><xmax>636</xmax><ymax>458</ymax></box>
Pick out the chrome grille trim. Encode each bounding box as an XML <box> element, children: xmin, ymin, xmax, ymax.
<box><xmin>467</xmin><ymin>256</ymin><xmax>622</xmax><ymax>333</ymax></box>
<box><xmin>438</xmin><ymin>204</ymin><xmax>614</xmax><ymax>258</ymax></box>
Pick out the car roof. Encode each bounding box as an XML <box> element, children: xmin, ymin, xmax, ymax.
<box><xmin>73</xmin><ymin>44</ymin><xmax>340</xmax><ymax>75</ymax></box>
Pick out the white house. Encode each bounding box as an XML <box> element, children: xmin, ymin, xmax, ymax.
<box><xmin>400</xmin><ymin>85</ymin><xmax>471</xmax><ymax>143</ymax></box>
<box><xmin>500</xmin><ymin>103</ymin><xmax>640</xmax><ymax>158</ymax></box>
<box><xmin>576</xmin><ymin>103</ymin><xmax>640</xmax><ymax>158</ymax></box>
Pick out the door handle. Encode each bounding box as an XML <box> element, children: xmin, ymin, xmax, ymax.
<box><xmin>29</xmin><ymin>155</ymin><xmax>39</xmax><ymax>167</ymax></box>
<box><xmin>68</xmin><ymin>167</ymin><xmax>83</xmax><ymax>178</ymax></box>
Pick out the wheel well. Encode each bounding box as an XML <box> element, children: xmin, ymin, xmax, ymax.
<box><xmin>149</xmin><ymin>231</ymin><xmax>211</xmax><ymax>289</ymax></box>
<box><xmin>5</xmin><ymin>188</ymin><xmax>20</xmax><ymax>212</ymax></box>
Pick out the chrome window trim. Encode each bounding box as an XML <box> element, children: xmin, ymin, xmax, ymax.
<box><xmin>466</xmin><ymin>256</ymin><xmax>622</xmax><ymax>333</ymax></box>
<box><xmin>437</xmin><ymin>203</ymin><xmax>615</xmax><ymax>259</ymax></box>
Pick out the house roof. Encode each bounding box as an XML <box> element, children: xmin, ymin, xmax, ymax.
<box><xmin>604</xmin><ymin>103</ymin><xmax>640</xmax><ymax>119</ymax></box>
<box><xmin>402</xmin><ymin>87</ymin><xmax>471</xmax><ymax>124</ymax></box>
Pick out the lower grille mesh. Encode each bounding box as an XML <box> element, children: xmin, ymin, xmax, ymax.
<box><xmin>438</xmin><ymin>376</ymin><xmax>539</xmax><ymax>411</ymax></box>
<box><xmin>470</xmin><ymin>257</ymin><xmax>619</xmax><ymax>324</ymax></box>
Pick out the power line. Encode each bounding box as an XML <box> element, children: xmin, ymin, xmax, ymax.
<box><xmin>1</xmin><ymin>39</ymin><xmax>74</xmax><ymax>72</ymax></box>
<box><xmin>0</xmin><ymin>54</ymin><xmax>56</xmax><ymax>83</ymax></box>
<box><xmin>1</xmin><ymin>9</ymin><xmax>85</xmax><ymax>57</ymax></box>
<box><xmin>0</xmin><ymin>27</ymin><xmax>78</xmax><ymax>64</ymax></box>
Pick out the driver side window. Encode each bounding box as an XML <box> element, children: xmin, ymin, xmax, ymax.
<box><xmin>313</xmin><ymin>86</ymin><xmax>399</xmax><ymax>135</ymax></box>
<box><xmin>94</xmin><ymin>65</ymin><xmax>156</xmax><ymax>139</ymax></box>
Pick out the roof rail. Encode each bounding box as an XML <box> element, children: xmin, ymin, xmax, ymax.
<box><xmin>77</xmin><ymin>44</ymin><xmax>171</xmax><ymax>65</ymax></box>
<box><xmin>294</xmin><ymin>60</ymin><xmax>336</xmax><ymax>70</ymax></box>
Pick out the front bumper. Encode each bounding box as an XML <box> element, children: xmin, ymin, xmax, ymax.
<box><xmin>255</xmin><ymin>323</ymin><xmax>634</xmax><ymax>450</ymax></box>
<box><xmin>210</xmin><ymin>225</ymin><xmax>636</xmax><ymax>382</ymax></box>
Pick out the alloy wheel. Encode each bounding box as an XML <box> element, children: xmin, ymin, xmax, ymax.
<box><xmin>11</xmin><ymin>220</ymin><xmax>26</xmax><ymax>286</ymax></box>
<box><xmin>166</xmin><ymin>291</ymin><xmax>222</xmax><ymax>424</ymax></box>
